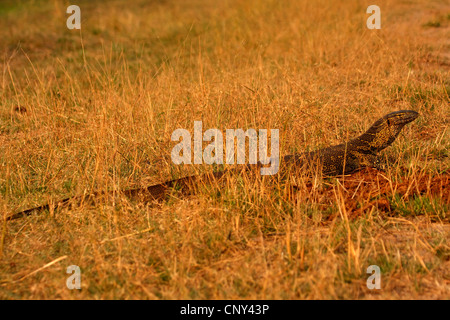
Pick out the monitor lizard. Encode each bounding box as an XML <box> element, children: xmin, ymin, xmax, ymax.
<box><xmin>6</xmin><ymin>110</ymin><xmax>419</xmax><ymax>221</ymax></box>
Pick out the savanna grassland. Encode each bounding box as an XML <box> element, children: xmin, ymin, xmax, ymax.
<box><xmin>0</xmin><ymin>0</ymin><xmax>449</xmax><ymax>299</ymax></box>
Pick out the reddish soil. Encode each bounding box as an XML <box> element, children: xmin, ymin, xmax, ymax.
<box><xmin>303</xmin><ymin>168</ymin><xmax>449</xmax><ymax>220</ymax></box>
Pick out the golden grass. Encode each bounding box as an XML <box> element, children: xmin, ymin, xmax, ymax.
<box><xmin>0</xmin><ymin>0</ymin><xmax>449</xmax><ymax>299</ymax></box>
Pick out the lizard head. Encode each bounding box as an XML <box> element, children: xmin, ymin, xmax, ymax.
<box><xmin>364</xmin><ymin>110</ymin><xmax>419</xmax><ymax>152</ymax></box>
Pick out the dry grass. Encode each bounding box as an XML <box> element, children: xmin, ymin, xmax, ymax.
<box><xmin>0</xmin><ymin>0</ymin><xmax>449</xmax><ymax>299</ymax></box>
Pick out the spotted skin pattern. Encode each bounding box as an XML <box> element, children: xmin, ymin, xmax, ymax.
<box><xmin>283</xmin><ymin>110</ymin><xmax>419</xmax><ymax>175</ymax></box>
<box><xmin>7</xmin><ymin>110</ymin><xmax>419</xmax><ymax>220</ymax></box>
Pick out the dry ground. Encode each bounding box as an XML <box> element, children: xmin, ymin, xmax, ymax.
<box><xmin>0</xmin><ymin>0</ymin><xmax>449</xmax><ymax>299</ymax></box>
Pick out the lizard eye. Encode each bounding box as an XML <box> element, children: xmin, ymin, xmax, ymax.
<box><xmin>387</xmin><ymin>119</ymin><xmax>391</xmax><ymax>126</ymax></box>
